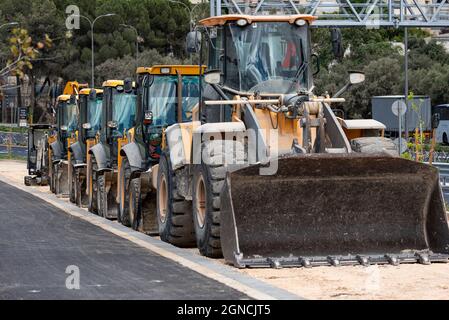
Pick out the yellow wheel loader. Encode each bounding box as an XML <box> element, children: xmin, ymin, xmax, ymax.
<box><xmin>48</xmin><ymin>81</ymin><xmax>87</xmax><ymax>197</ymax></box>
<box><xmin>154</xmin><ymin>14</ymin><xmax>449</xmax><ymax>268</ymax></box>
<box><xmin>117</xmin><ymin>65</ymin><xmax>203</xmax><ymax>238</ymax></box>
<box><xmin>68</xmin><ymin>88</ymin><xmax>103</xmax><ymax>207</ymax></box>
<box><xmin>88</xmin><ymin>79</ymin><xmax>137</xmax><ymax>219</ymax></box>
<box><xmin>24</xmin><ymin>124</ymin><xmax>52</xmax><ymax>186</ymax></box>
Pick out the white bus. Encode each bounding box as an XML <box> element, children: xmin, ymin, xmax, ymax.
<box><xmin>434</xmin><ymin>104</ymin><xmax>449</xmax><ymax>144</ymax></box>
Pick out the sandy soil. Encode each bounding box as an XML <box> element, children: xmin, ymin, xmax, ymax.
<box><xmin>2</xmin><ymin>159</ymin><xmax>449</xmax><ymax>300</ymax></box>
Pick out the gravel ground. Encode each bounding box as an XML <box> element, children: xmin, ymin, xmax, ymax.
<box><xmin>3</xmin><ymin>159</ymin><xmax>449</xmax><ymax>300</ymax></box>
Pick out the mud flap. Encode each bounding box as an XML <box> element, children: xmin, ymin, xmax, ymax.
<box><xmin>220</xmin><ymin>154</ymin><xmax>449</xmax><ymax>268</ymax></box>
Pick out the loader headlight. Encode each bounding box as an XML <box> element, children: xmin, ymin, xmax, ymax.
<box><xmin>60</xmin><ymin>125</ymin><xmax>68</xmax><ymax>131</ymax></box>
<box><xmin>82</xmin><ymin>122</ymin><xmax>92</xmax><ymax>129</ymax></box>
<box><xmin>236</xmin><ymin>18</ymin><xmax>249</xmax><ymax>27</ymax></box>
<box><xmin>160</xmin><ymin>67</ymin><xmax>171</xmax><ymax>74</ymax></box>
<box><xmin>295</xmin><ymin>19</ymin><xmax>306</xmax><ymax>26</ymax></box>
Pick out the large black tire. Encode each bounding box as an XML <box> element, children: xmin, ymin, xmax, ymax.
<box><xmin>96</xmin><ymin>174</ymin><xmax>106</xmax><ymax>218</ymax></box>
<box><xmin>192</xmin><ymin>163</ymin><xmax>223</xmax><ymax>258</ymax></box>
<box><xmin>51</xmin><ymin>164</ymin><xmax>57</xmax><ymax>194</ymax></box>
<box><xmin>75</xmin><ymin>168</ymin><xmax>87</xmax><ymax>207</ymax></box>
<box><xmin>156</xmin><ymin>153</ymin><xmax>195</xmax><ymax>248</ymax></box>
<box><xmin>69</xmin><ymin>165</ymin><xmax>76</xmax><ymax>203</ymax></box>
<box><xmin>24</xmin><ymin>176</ymin><xmax>32</xmax><ymax>186</ymax></box>
<box><xmin>351</xmin><ymin>137</ymin><xmax>397</xmax><ymax>156</ymax></box>
<box><xmin>96</xmin><ymin>173</ymin><xmax>117</xmax><ymax>219</ymax></box>
<box><xmin>118</xmin><ymin>158</ymin><xmax>131</xmax><ymax>227</ymax></box>
<box><xmin>192</xmin><ymin>140</ymin><xmax>246</xmax><ymax>258</ymax></box>
<box><xmin>88</xmin><ymin>158</ymin><xmax>98</xmax><ymax>214</ymax></box>
<box><xmin>128</xmin><ymin>177</ymin><xmax>142</xmax><ymax>231</ymax></box>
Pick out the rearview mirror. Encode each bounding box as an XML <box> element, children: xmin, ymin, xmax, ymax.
<box><xmin>331</xmin><ymin>28</ymin><xmax>343</xmax><ymax>61</ymax></box>
<box><xmin>349</xmin><ymin>71</ymin><xmax>365</xmax><ymax>85</ymax></box>
<box><xmin>204</xmin><ymin>70</ymin><xmax>220</xmax><ymax>85</ymax></box>
<box><xmin>88</xmin><ymin>90</ymin><xmax>97</xmax><ymax>101</ymax></box>
<box><xmin>186</xmin><ymin>31</ymin><xmax>201</xmax><ymax>54</ymax></box>
<box><xmin>124</xmin><ymin>78</ymin><xmax>133</xmax><ymax>92</ymax></box>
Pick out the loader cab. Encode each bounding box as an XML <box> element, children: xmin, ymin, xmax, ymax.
<box><xmin>55</xmin><ymin>94</ymin><xmax>78</xmax><ymax>152</ymax></box>
<box><xmin>78</xmin><ymin>88</ymin><xmax>103</xmax><ymax>143</ymax></box>
<box><xmin>100</xmin><ymin>80</ymin><xmax>137</xmax><ymax>165</ymax></box>
<box><xmin>137</xmin><ymin>65</ymin><xmax>204</xmax><ymax>160</ymax></box>
<box><xmin>199</xmin><ymin>15</ymin><xmax>315</xmax><ymax>94</ymax></box>
<box><xmin>100</xmin><ymin>80</ymin><xmax>137</xmax><ymax>144</ymax></box>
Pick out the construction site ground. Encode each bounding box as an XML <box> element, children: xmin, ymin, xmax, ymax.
<box><xmin>1</xmin><ymin>159</ymin><xmax>449</xmax><ymax>300</ymax></box>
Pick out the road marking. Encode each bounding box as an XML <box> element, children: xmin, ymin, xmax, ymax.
<box><xmin>0</xmin><ymin>175</ymin><xmax>301</xmax><ymax>300</ymax></box>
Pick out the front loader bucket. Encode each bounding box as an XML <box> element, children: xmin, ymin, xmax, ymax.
<box><xmin>220</xmin><ymin>154</ymin><xmax>449</xmax><ymax>268</ymax></box>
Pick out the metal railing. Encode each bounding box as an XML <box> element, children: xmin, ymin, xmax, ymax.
<box><xmin>212</xmin><ymin>0</ymin><xmax>449</xmax><ymax>27</ymax></box>
<box><xmin>432</xmin><ymin>162</ymin><xmax>449</xmax><ymax>203</ymax></box>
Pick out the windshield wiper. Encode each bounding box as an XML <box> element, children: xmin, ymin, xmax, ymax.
<box><xmin>287</xmin><ymin>61</ymin><xmax>308</xmax><ymax>93</ymax></box>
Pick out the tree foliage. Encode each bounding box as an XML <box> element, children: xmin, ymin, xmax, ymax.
<box><xmin>312</xmin><ymin>27</ymin><xmax>449</xmax><ymax>118</ymax></box>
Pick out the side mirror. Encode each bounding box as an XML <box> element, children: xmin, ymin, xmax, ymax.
<box><xmin>124</xmin><ymin>78</ymin><xmax>133</xmax><ymax>92</ymax></box>
<box><xmin>432</xmin><ymin>113</ymin><xmax>441</xmax><ymax>129</ymax></box>
<box><xmin>186</xmin><ymin>31</ymin><xmax>201</xmax><ymax>54</ymax></box>
<box><xmin>204</xmin><ymin>70</ymin><xmax>221</xmax><ymax>85</ymax></box>
<box><xmin>69</xmin><ymin>95</ymin><xmax>76</xmax><ymax>104</ymax></box>
<box><xmin>107</xmin><ymin>121</ymin><xmax>118</xmax><ymax>129</ymax></box>
<box><xmin>88</xmin><ymin>90</ymin><xmax>97</xmax><ymax>101</ymax></box>
<box><xmin>349</xmin><ymin>71</ymin><xmax>365</xmax><ymax>85</ymax></box>
<box><xmin>311</xmin><ymin>53</ymin><xmax>320</xmax><ymax>76</ymax></box>
<box><xmin>330</xmin><ymin>28</ymin><xmax>343</xmax><ymax>61</ymax></box>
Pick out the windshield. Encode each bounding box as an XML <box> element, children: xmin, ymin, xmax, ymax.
<box><xmin>87</xmin><ymin>97</ymin><xmax>102</xmax><ymax>135</ymax></box>
<box><xmin>225</xmin><ymin>22</ymin><xmax>309</xmax><ymax>94</ymax></box>
<box><xmin>62</xmin><ymin>102</ymin><xmax>78</xmax><ymax>133</ymax></box>
<box><xmin>112</xmin><ymin>92</ymin><xmax>136</xmax><ymax>136</ymax></box>
<box><xmin>146</xmin><ymin>75</ymin><xmax>200</xmax><ymax>127</ymax></box>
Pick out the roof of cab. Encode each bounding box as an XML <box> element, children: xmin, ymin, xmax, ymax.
<box><xmin>199</xmin><ymin>14</ymin><xmax>317</xmax><ymax>27</ymax></box>
<box><xmin>136</xmin><ymin>65</ymin><xmax>206</xmax><ymax>76</ymax></box>
<box><xmin>102</xmin><ymin>80</ymin><xmax>124</xmax><ymax>87</ymax></box>
<box><xmin>79</xmin><ymin>88</ymin><xmax>104</xmax><ymax>95</ymax></box>
<box><xmin>56</xmin><ymin>95</ymin><xmax>71</xmax><ymax>102</ymax></box>
<box><xmin>102</xmin><ymin>79</ymin><xmax>136</xmax><ymax>88</ymax></box>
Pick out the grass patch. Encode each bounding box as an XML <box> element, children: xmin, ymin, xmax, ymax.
<box><xmin>0</xmin><ymin>126</ymin><xmax>27</xmax><ymax>134</ymax></box>
<box><xmin>0</xmin><ymin>153</ymin><xmax>27</xmax><ymax>161</ymax></box>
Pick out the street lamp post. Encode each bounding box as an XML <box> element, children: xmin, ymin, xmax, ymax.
<box><xmin>120</xmin><ymin>24</ymin><xmax>139</xmax><ymax>64</ymax></box>
<box><xmin>73</xmin><ymin>14</ymin><xmax>117</xmax><ymax>87</ymax></box>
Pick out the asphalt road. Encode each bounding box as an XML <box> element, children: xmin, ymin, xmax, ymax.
<box><xmin>0</xmin><ymin>181</ymin><xmax>248</xmax><ymax>300</ymax></box>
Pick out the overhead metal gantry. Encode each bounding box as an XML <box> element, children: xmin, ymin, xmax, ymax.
<box><xmin>210</xmin><ymin>0</ymin><xmax>449</xmax><ymax>27</ymax></box>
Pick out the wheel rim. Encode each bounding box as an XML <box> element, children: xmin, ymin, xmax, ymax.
<box><xmin>195</xmin><ymin>174</ymin><xmax>206</xmax><ymax>229</ymax></box>
<box><xmin>159</xmin><ymin>174</ymin><xmax>168</xmax><ymax>223</ymax></box>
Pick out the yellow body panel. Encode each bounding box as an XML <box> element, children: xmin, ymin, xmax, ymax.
<box><xmin>56</xmin><ymin>95</ymin><xmax>71</xmax><ymax>102</ymax></box>
<box><xmin>86</xmin><ymin>138</ymin><xmax>97</xmax><ymax>198</ymax></box>
<box><xmin>79</xmin><ymin>88</ymin><xmax>104</xmax><ymax>95</ymax></box>
<box><xmin>62</xmin><ymin>81</ymin><xmax>88</xmax><ymax>95</ymax></box>
<box><xmin>136</xmin><ymin>65</ymin><xmax>206</xmax><ymax>76</ymax></box>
